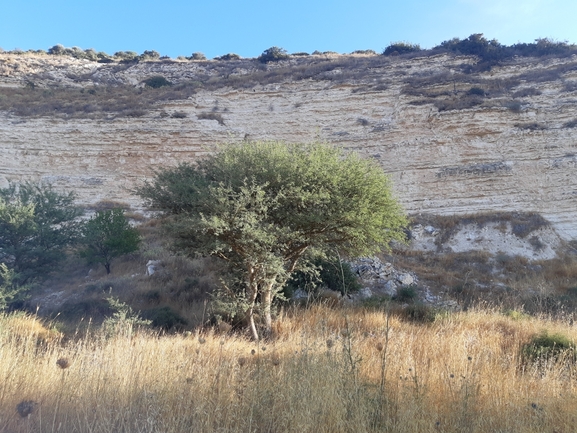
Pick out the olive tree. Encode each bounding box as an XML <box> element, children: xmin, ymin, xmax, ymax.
<box><xmin>137</xmin><ymin>142</ymin><xmax>407</xmax><ymax>340</ymax></box>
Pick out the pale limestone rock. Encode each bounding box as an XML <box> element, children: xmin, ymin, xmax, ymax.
<box><xmin>1</xmin><ymin>53</ymin><xmax>576</xmax><ymax>240</ymax></box>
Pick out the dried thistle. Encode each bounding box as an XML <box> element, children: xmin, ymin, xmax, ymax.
<box><xmin>56</xmin><ymin>357</ymin><xmax>70</xmax><ymax>369</ymax></box>
<box><xmin>16</xmin><ymin>400</ymin><xmax>38</xmax><ymax>418</ymax></box>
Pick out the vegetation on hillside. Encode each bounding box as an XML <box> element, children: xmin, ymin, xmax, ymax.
<box><xmin>2</xmin><ymin>34</ymin><xmax>576</xmax><ymax>120</ymax></box>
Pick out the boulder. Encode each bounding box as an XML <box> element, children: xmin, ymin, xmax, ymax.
<box><xmin>396</xmin><ymin>273</ymin><xmax>414</xmax><ymax>286</ymax></box>
<box><xmin>146</xmin><ymin>260</ymin><xmax>162</xmax><ymax>276</ymax></box>
<box><xmin>382</xmin><ymin>280</ymin><xmax>398</xmax><ymax>296</ymax></box>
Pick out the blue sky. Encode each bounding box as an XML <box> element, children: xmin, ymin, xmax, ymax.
<box><xmin>2</xmin><ymin>0</ymin><xmax>576</xmax><ymax>59</ymax></box>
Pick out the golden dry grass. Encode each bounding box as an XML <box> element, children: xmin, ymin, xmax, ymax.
<box><xmin>1</xmin><ymin>306</ymin><xmax>576</xmax><ymax>433</ymax></box>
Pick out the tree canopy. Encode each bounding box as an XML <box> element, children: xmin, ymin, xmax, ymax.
<box><xmin>79</xmin><ymin>209</ymin><xmax>141</xmax><ymax>274</ymax></box>
<box><xmin>0</xmin><ymin>182</ymin><xmax>82</xmax><ymax>287</ymax></box>
<box><xmin>137</xmin><ymin>142</ymin><xmax>407</xmax><ymax>339</ymax></box>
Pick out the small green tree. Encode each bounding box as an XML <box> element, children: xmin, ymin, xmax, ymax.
<box><xmin>138</xmin><ymin>142</ymin><xmax>407</xmax><ymax>340</ymax></box>
<box><xmin>79</xmin><ymin>209</ymin><xmax>141</xmax><ymax>274</ymax></box>
<box><xmin>0</xmin><ymin>182</ymin><xmax>82</xmax><ymax>286</ymax></box>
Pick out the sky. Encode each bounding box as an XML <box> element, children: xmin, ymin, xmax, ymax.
<box><xmin>2</xmin><ymin>0</ymin><xmax>576</xmax><ymax>59</ymax></box>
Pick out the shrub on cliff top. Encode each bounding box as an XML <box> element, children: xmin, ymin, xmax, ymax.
<box><xmin>383</xmin><ymin>42</ymin><xmax>421</xmax><ymax>56</ymax></box>
<box><xmin>258</xmin><ymin>46</ymin><xmax>290</xmax><ymax>63</ymax></box>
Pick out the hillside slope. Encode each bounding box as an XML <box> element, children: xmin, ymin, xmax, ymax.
<box><xmin>1</xmin><ymin>52</ymin><xmax>576</xmax><ymax>239</ymax></box>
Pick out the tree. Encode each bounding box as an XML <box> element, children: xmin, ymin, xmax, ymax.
<box><xmin>0</xmin><ymin>182</ymin><xmax>83</xmax><ymax>287</ymax></box>
<box><xmin>258</xmin><ymin>46</ymin><xmax>290</xmax><ymax>63</ymax></box>
<box><xmin>79</xmin><ymin>209</ymin><xmax>141</xmax><ymax>274</ymax></box>
<box><xmin>137</xmin><ymin>142</ymin><xmax>407</xmax><ymax>340</ymax></box>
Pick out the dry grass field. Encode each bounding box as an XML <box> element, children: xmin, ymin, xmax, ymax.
<box><xmin>1</xmin><ymin>304</ymin><xmax>576</xmax><ymax>433</ymax></box>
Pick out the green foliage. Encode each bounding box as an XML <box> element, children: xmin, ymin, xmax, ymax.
<box><xmin>521</xmin><ymin>331</ymin><xmax>576</xmax><ymax>364</ymax></box>
<box><xmin>143</xmin><ymin>76</ymin><xmax>172</xmax><ymax>89</ymax></box>
<box><xmin>139</xmin><ymin>50</ymin><xmax>160</xmax><ymax>61</ymax></box>
<box><xmin>284</xmin><ymin>256</ymin><xmax>361</xmax><ymax>297</ymax></box>
<box><xmin>467</xmin><ymin>87</ymin><xmax>486</xmax><ymax>96</ymax></box>
<box><xmin>47</xmin><ymin>44</ymin><xmax>110</xmax><ymax>61</ymax></box>
<box><xmin>394</xmin><ymin>285</ymin><xmax>418</xmax><ymax>303</ymax></box>
<box><xmin>398</xmin><ymin>304</ymin><xmax>442</xmax><ymax>323</ymax></box>
<box><xmin>215</xmin><ymin>53</ymin><xmax>241</xmax><ymax>61</ymax></box>
<box><xmin>114</xmin><ymin>51</ymin><xmax>139</xmax><ymax>61</ymax></box>
<box><xmin>103</xmin><ymin>297</ymin><xmax>151</xmax><ymax>336</ymax></box>
<box><xmin>189</xmin><ymin>52</ymin><xmax>206</xmax><ymax>60</ymax></box>
<box><xmin>258</xmin><ymin>47</ymin><xmax>290</xmax><ymax>63</ymax></box>
<box><xmin>79</xmin><ymin>209</ymin><xmax>141</xmax><ymax>274</ymax></box>
<box><xmin>383</xmin><ymin>42</ymin><xmax>421</xmax><ymax>56</ymax></box>
<box><xmin>0</xmin><ymin>182</ymin><xmax>82</xmax><ymax>286</ymax></box>
<box><xmin>138</xmin><ymin>141</ymin><xmax>407</xmax><ymax>339</ymax></box>
<box><xmin>437</xmin><ymin>34</ymin><xmax>503</xmax><ymax>61</ymax></box>
<box><xmin>0</xmin><ymin>263</ymin><xmax>29</xmax><ymax>311</ymax></box>
<box><xmin>142</xmin><ymin>306</ymin><xmax>187</xmax><ymax>330</ymax></box>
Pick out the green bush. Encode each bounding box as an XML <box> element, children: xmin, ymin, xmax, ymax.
<box><xmin>394</xmin><ymin>285</ymin><xmax>418</xmax><ymax>303</ymax></box>
<box><xmin>521</xmin><ymin>331</ymin><xmax>576</xmax><ymax>364</ymax></box>
<box><xmin>284</xmin><ymin>257</ymin><xmax>361</xmax><ymax>297</ymax></box>
<box><xmin>143</xmin><ymin>76</ymin><xmax>172</xmax><ymax>89</ymax></box>
<box><xmin>114</xmin><ymin>51</ymin><xmax>138</xmax><ymax>61</ymax></box>
<box><xmin>189</xmin><ymin>52</ymin><xmax>206</xmax><ymax>60</ymax></box>
<box><xmin>139</xmin><ymin>50</ymin><xmax>160</xmax><ymax>61</ymax></box>
<box><xmin>397</xmin><ymin>304</ymin><xmax>439</xmax><ymax>323</ymax></box>
<box><xmin>258</xmin><ymin>46</ymin><xmax>290</xmax><ymax>63</ymax></box>
<box><xmin>143</xmin><ymin>306</ymin><xmax>187</xmax><ymax>330</ymax></box>
<box><xmin>383</xmin><ymin>42</ymin><xmax>421</xmax><ymax>56</ymax></box>
<box><xmin>215</xmin><ymin>53</ymin><xmax>241</xmax><ymax>61</ymax></box>
<box><xmin>468</xmin><ymin>87</ymin><xmax>486</xmax><ymax>96</ymax></box>
<box><xmin>171</xmin><ymin>111</ymin><xmax>187</xmax><ymax>119</ymax></box>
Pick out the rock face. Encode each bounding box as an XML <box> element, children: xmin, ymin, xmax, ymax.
<box><xmin>1</xmin><ymin>52</ymin><xmax>576</xmax><ymax>239</ymax></box>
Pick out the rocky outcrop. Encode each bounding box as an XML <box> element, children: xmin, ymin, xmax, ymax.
<box><xmin>1</xmin><ymin>53</ymin><xmax>576</xmax><ymax>239</ymax></box>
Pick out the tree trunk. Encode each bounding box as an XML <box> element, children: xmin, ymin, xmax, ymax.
<box><xmin>105</xmin><ymin>263</ymin><xmax>111</xmax><ymax>274</ymax></box>
<box><xmin>262</xmin><ymin>281</ymin><xmax>274</xmax><ymax>338</ymax></box>
<box><xmin>245</xmin><ymin>278</ymin><xmax>259</xmax><ymax>341</ymax></box>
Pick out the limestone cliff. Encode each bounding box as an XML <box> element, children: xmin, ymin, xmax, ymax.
<box><xmin>1</xmin><ymin>52</ymin><xmax>576</xmax><ymax>239</ymax></box>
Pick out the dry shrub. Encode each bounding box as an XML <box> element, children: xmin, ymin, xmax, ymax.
<box><xmin>514</xmin><ymin>122</ymin><xmax>548</xmax><ymax>131</ymax></box>
<box><xmin>197</xmin><ymin>112</ymin><xmax>225</xmax><ymax>125</ymax></box>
